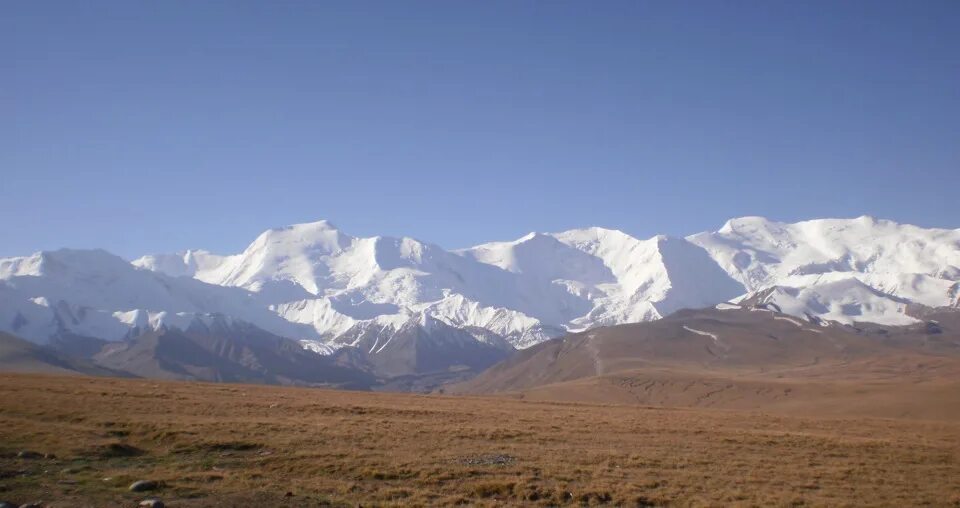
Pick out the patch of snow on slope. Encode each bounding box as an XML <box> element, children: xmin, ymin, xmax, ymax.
<box><xmin>682</xmin><ymin>325</ymin><xmax>727</xmax><ymax>350</ymax></box>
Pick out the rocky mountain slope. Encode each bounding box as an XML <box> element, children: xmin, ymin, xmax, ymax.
<box><xmin>0</xmin><ymin>331</ymin><xmax>124</xmax><ymax>377</ymax></box>
<box><xmin>93</xmin><ymin>317</ymin><xmax>375</xmax><ymax>387</ymax></box>
<box><xmin>450</xmin><ymin>305</ymin><xmax>960</xmax><ymax>419</ymax></box>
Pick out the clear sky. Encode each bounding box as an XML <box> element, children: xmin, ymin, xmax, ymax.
<box><xmin>3</xmin><ymin>1</ymin><xmax>958</xmax><ymax>259</ymax></box>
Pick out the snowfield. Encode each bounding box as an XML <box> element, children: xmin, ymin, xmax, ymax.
<box><xmin>2</xmin><ymin>216</ymin><xmax>957</xmax><ymax>358</ymax></box>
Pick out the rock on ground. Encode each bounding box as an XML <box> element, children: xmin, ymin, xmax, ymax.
<box><xmin>129</xmin><ymin>480</ymin><xmax>159</xmax><ymax>492</ymax></box>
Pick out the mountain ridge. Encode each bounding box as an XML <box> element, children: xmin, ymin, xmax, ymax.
<box><xmin>3</xmin><ymin>216</ymin><xmax>958</xmax><ymax>379</ymax></box>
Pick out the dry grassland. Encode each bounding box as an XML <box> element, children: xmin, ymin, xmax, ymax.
<box><xmin>1</xmin><ymin>373</ymin><xmax>958</xmax><ymax>507</ymax></box>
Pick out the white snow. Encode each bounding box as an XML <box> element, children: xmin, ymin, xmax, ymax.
<box><xmin>682</xmin><ymin>325</ymin><xmax>727</xmax><ymax>350</ymax></box>
<box><xmin>299</xmin><ymin>340</ymin><xmax>338</xmax><ymax>355</ymax></box>
<box><xmin>715</xmin><ymin>302</ymin><xmax>740</xmax><ymax>310</ymax></box>
<box><xmin>773</xmin><ymin>315</ymin><xmax>806</xmax><ymax>328</ymax></box>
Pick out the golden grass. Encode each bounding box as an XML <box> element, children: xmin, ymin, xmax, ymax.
<box><xmin>1</xmin><ymin>373</ymin><xmax>958</xmax><ymax>506</ymax></box>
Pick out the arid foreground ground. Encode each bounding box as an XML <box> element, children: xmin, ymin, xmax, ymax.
<box><xmin>1</xmin><ymin>374</ymin><xmax>958</xmax><ymax>507</ymax></box>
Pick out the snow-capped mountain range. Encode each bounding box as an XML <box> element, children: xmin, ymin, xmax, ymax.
<box><xmin>2</xmin><ymin>216</ymin><xmax>958</xmax><ymax>369</ymax></box>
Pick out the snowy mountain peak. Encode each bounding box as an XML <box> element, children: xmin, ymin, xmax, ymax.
<box><xmin>247</xmin><ymin>219</ymin><xmax>350</xmax><ymax>255</ymax></box>
<box><xmin>2</xmin><ymin>248</ymin><xmax>132</xmax><ymax>279</ymax></box>
<box><xmin>717</xmin><ymin>215</ymin><xmax>777</xmax><ymax>234</ymax></box>
<box><xmin>132</xmin><ymin>249</ymin><xmax>221</xmax><ymax>279</ymax></box>
<box><xmin>694</xmin><ymin>217</ymin><xmax>959</xmax><ymax>281</ymax></box>
<box><xmin>552</xmin><ymin>226</ymin><xmax>635</xmax><ymax>245</ymax></box>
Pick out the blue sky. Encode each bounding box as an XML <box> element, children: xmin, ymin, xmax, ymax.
<box><xmin>3</xmin><ymin>1</ymin><xmax>958</xmax><ymax>258</ymax></box>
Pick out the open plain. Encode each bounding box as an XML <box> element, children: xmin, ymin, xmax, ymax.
<box><xmin>1</xmin><ymin>373</ymin><xmax>958</xmax><ymax>507</ymax></box>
